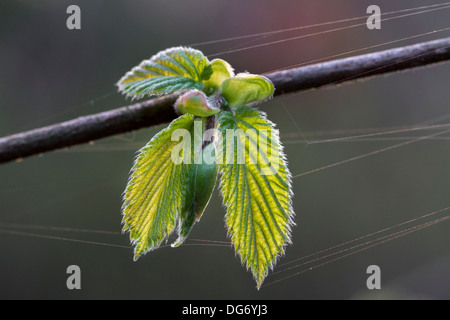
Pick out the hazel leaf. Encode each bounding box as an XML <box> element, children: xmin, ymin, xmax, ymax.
<box><xmin>217</xmin><ymin>106</ymin><xmax>294</xmax><ymax>288</ymax></box>
<box><xmin>172</xmin><ymin>117</ymin><xmax>218</xmax><ymax>247</ymax></box>
<box><xmin>117</xmin><ymin>47</ymin><xmax>212</xmax><ymax>98</ymax></box>
<box><xmin>122</xmin><ymin>114</ymin><xmax>195</xmax><ymax>259</ymax></box>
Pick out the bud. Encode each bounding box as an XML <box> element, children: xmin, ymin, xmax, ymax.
<box><xmin>175</xmin><ymin>90</ymin><xmax>220</xmax><ymax>117</ymax></box>
<box><xmin>220</xmin><ymin>73</ymin><xmax>274</xmax><ymax>108</ymax></box>
<box><xmin>203</xmin><ymin>59</ymin><xmax>235</xmax><ymax>90</ymax></box>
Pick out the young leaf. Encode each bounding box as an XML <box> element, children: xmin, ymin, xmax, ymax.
<box><xmin>117</xmin><ymin>47</ymin><xmax>213</xmax><ymax>98</ymax></box>
<box><xmin>175</xmin><ymin>90</ymin><xmax>220</xmax><ymax>117</ymax></box>
<box><xmin>172</xmin><ymin>156</ymin><xmax>217</xmax><ymax>247</ymax></box>
<box><xmin>203</xmin><ymin>59</ymin><xmax>235</xmax><ymax>91</ymax></box>
<box><xmin>172</xmin><ymin>116</ymin><xmax>218</xmax><ymax>247</ymax></box>
<box><xmin>217</xmin><ymin>106</ymin><xmax>294</xmax><ymax>288</ymax></box>
<box><xmin>122</xmin><ymin>114</ymin><xmax>195</xmax><ymax>259</ymax></box>
<box><xmin>220</xmin><ymin>73</ymin><xmax>274</xmax><ymax>108</ymax></box>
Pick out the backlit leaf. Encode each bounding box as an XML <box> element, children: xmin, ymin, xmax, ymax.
<box><xmin>117</xmin><ymin>47</ymin><xmax>213</xmax><ymax>98</ymax></box>
<box><xmin>217</xmin><ymin>106</ymin><xmax>294</xmax><ymax>288</ymax></box>
<box><xmin>122</xmin><ymin>114</ymin><xmax>195</xmax><ymax>259</ymax></box>
<box><xmin>172</xmin><ymin>117</ymin><xmax>218</xmax><ymax>247</ymax></box>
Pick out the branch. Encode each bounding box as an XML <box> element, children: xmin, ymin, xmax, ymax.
<box><xmin>1</xmin><ymin>37</ymin><xmax>449</xmax><ymax>164</ymax></box>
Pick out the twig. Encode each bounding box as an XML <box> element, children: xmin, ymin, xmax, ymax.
<box><xmin>1</xmin><ymin>37</ymin><xmax>449</xmax><ymax>164</ymax></box>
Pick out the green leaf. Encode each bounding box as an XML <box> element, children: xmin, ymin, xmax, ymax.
<box><xmin>217</xmin><ymin>106</ymin><xmax>294</xmax><ymax>288</ymax></box>
<box><xmin>172</xmin><ymin>117</ymin><xmax>218</xmax><ymax>247</ymax></box>
<box><xmin>123</xmin><ymin>114</ymin><xmax>219</xmax><ymax>257</ymax></box>
<box><xmin>220</xmin><ymin>73</ymin><xmax>274</xmax><ymax>108</ymax></box>
<box><xmin>117</xmin><ymin>47</ymin><xmax>213</xmax><ymax>98</ymax></box>
<box><xmin>172</xmin><ymin>158</ymin><xmax>217</xmax><ymax>247</ymax></box>
<box><xmin>122</xmin><ymin>114</ymin><xmax>195</xmax><ymax>259</ymax></box>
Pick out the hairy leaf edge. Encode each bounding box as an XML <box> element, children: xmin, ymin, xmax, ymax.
<box><xmin>217</xmin><ymin>107</ymin><xmax>295</xmax><ymax>288</ymax></box>
<box><xmin>121</xmin><ymin>114</ymin><xmax>195</xmax><ymax>259</ymax></box>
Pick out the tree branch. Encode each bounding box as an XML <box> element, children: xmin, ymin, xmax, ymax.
<box><xmin>1</xmin><ymin>37</ymin><xmax>449</xmax><ymax>164</ymax></box>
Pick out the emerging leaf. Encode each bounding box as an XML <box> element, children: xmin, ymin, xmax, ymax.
<box><xmin>220</xmin><ymin>73</ymin><xmax>274</xmax><ymax>108</ymax></box>
<box><xmin>172</xmin><ymin>157</ymin><xmax>217</xmax><ymax>247</ymax></box>
<box><xmin>172</xmin><ymin>116</ymin><xmax>218</xmax><ymax>247</ymax></box>
<box><xmin>123</xmin><ymin>113</ymin><xmax>218</xmax><ymax>257</ymax></box>
<box><xmin>117</xmin><ymin>47</ymin><xmax>213</xmax><ymax>98</ymax></box>
<box><xmin>175</xmin><ymin>90</ymin><xmax>220</xmax><ymax>117</ymax></box>
<box><xmin>203</xmin><ymin>59</ymin><xmax>235</xmax><ymax>91</ymax></box>
<box><xmin>122</xmin><ymin>114</ymin><xmax>195</xmax><ymax>259</ymax></box>
<box><xmin>217</xmin><ymin>106</ymin><xmax>294</xmax><ymax>288</ymax></box>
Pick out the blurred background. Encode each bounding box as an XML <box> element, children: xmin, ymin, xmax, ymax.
<box><xmin>0</xmin><ymin>0</ymin><xmax>449</xmax><ymax>299</ymax></box>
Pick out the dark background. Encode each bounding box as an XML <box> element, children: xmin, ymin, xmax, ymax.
<box><xmin>0</xmin><ymin>0</ymin><xmax>449</xmax><ymax>299</ymax></box>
